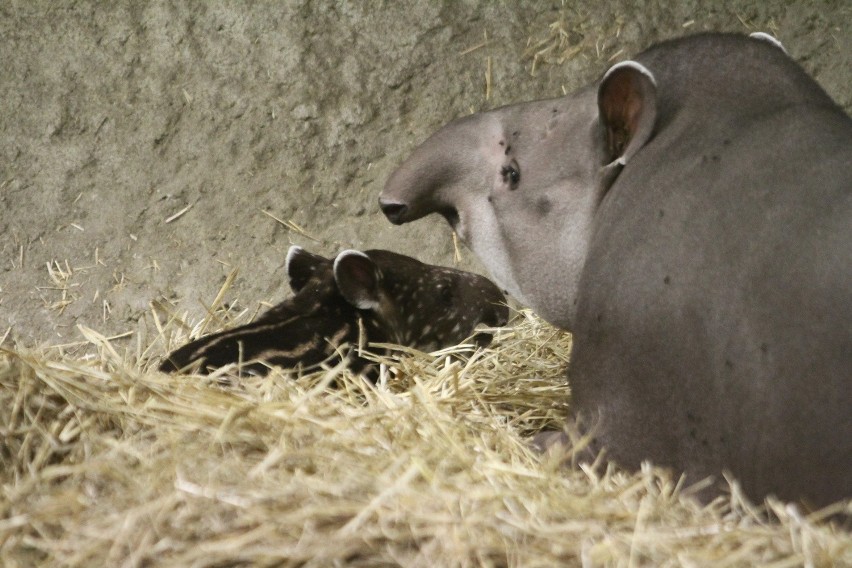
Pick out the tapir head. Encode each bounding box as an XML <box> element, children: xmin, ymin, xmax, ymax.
<box><xmin>287</xmin><ymin>246</ymin><xmax>509</xmax><ymax>351</ymax></box>
<box><xmin>331</xmin><ymin>248</ymin><xmax>509</xmax><ymax>351</ymax></box>
<box><xmin>380</xmin><ymin>61</ymin><xmax>657</xmax><ymax>329</ymax></box>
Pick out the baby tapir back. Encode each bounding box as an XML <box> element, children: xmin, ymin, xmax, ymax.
<box><xmin>159</xmin><ymin>246</ymin><xmax>508</xmax><ymax>376</ymax></box>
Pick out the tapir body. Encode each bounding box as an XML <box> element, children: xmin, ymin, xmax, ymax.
<box><xmin>160</xmin><ymin>246</ymin><xmax>507</xmax><ymax>376</ymax></box>
<box><xmin>381</xmin><ymin>33</ymin><xmax>851</xmax><ymax>507</ymax></box>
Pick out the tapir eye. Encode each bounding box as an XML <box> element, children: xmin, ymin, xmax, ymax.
<box><xmin>500</xmin><ymin>161</ymin><xmax>520</xmax><ymax>189</ymax></box>
<box><xmin>438</xmin><ymin>284</ymin><xmax>454</xmax><ymax>304</ymax></box>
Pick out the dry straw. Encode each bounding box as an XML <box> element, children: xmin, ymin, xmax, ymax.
<box><xmin>1</xmin><ymin>308</ymin><xmax>849</xmax><ymax>566</ymax></box>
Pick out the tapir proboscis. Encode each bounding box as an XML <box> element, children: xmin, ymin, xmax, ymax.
<box><xmin>380</xmin><ymin>33</ymin><xmax>851</xmax><ymax>508</ymax></box>
<box><xmin>160</xmin><ymin>246</ymin><xmax>508</xmax><ymax>377</ymax></box>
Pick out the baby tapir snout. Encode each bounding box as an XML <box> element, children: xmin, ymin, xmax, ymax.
<box><xmin>160</xmin><ymin>246</ymin><xmax>508</xmax><ymax>376</ymax></box>
<box><xmin>358</xmin><ymin>249</ymin><xmax>509</xmax><ymax>351</ymax></box>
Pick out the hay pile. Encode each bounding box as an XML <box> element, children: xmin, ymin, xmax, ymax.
<box><xmin>1</xmin><ymin>309</ymin><xmax>849</xmax><ymax>566</ymax></box>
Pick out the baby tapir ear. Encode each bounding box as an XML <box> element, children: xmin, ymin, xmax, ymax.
<box><xmin>285</xmin><ymin>246</ymin><xmax>332</xmax><ymax>293</ymax></box>
<box><xmin>598</xmin><ymin>61</ymin><xmax>658</xmax><ymax>167</ymax></box>
<box><xmin>334</xmin><ymin>250</ymin><xmax>382</xmax><ymax>310</ymax></box>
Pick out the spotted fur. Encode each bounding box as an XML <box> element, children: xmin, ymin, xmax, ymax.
<box><xmin>159</xmin><ymin>246</ymin><xmax>508</xmax><ymax>376</ymax></box>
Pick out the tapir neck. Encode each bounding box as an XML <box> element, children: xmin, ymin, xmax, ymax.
<box><xmin>496</xmin><ymin>186</ymin><xmax>597</xmax><ymax>331</ymax></box>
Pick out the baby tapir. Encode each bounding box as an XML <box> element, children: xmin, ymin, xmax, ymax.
<box><xmin>159</xmin><ymin>246</ymin><xmax>508</xmax><ymax>376</ymax></box>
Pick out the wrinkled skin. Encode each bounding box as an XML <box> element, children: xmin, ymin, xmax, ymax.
<box><xmin>380</xmin><ymin>33</ymin><xmax>852</xmax><ymax>508</ymax></box>
<box><xmin>160</xmin><ymin>246</ymin><xmax>508</xmax><ymax>376</ymax></box>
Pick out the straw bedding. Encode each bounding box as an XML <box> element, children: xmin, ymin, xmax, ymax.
<box><xmin>1</xmin><ymin>309</ymin><xmax>849</xmax><ymax>567</ymax></box>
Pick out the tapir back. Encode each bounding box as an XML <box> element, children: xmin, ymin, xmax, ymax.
<box><xmin>571</xmin><ymin>35</ymin><xmax>852</xmax><ymax>506</ymax></box>
<box><xmin>159</xmin><ymin>276</ymin><xmax>364</xmax><ymax>375</ymax></box>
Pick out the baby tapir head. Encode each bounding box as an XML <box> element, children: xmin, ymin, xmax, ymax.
<box><xmin>344</xmin><ymin>248</ymin><xmax>509</xmax><ymax>350</ymax></box>
<box><xmin>159</xmin><ymin>246</ymin><xmax>508</xmax><ymax>376</ymax></box>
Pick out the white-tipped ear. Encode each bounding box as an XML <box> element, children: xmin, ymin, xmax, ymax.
<box><xmin>598</xmin><ymin>60</ymin><xmax>658</xmax><ymax>168</ymax></box>
<box><xmin>749</xmin><ymin>32</ymin><xmax>787</xmax><ymax>54</ymax></box>
<box><xmin>285</xmin><ymin>246</ymin><xmax>331</xmax><ymax>292</ymax></box>
<box><xmin>333</xmin><ymin>250</ymin><xmax>382</xmax><ymax>310</ymax></box>
<box><xmin>602</xmin><ymin>60</ymin><xmax>656</xmax><ymax>86</ymax></box>
<box><xmin>284</xmin><ymin>245</ymin><xmax>304</xmax><ymax>271</ymax></box>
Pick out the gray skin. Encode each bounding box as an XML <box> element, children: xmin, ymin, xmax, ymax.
<box><xmin>160</xmin><ymin>246</ymin><xmax>508</xmax><ymax>376</ymax></box>
<box><xmin>380</xmin><ymin>33</ymin><xmax>852</xmax><ymax>508</ymax></box>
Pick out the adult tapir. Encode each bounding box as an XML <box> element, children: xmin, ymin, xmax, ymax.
<box><xmin>380</xmin><ymin>33</ymin><xmax>852</xmax><ymax>508</ymax></box>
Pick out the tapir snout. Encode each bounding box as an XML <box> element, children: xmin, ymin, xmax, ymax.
<box><xmin>379</xmin><ymin>201</ymin><xmax>408</xmax><ymax>225</ymax></box>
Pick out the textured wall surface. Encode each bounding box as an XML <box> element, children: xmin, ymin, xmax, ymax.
<box><xmin>1</xmin><ymin>1</ymin><xmax>849</xmax><ymax>344</ymax></box>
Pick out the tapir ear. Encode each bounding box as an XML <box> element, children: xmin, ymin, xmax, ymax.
<box><xmin>598</xmin><ymin>61</ymin><xmax>658</xmax><ymax>166</ymax></box>
<box><xmin>333</xmin><ymin>250</ymin><xmax>382</xmax><ymax>310</ymax></box>
<box><xmin>285</xmin><ymin>246</ymin><xmax>332</xmax><ymax>293</ymax></box>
